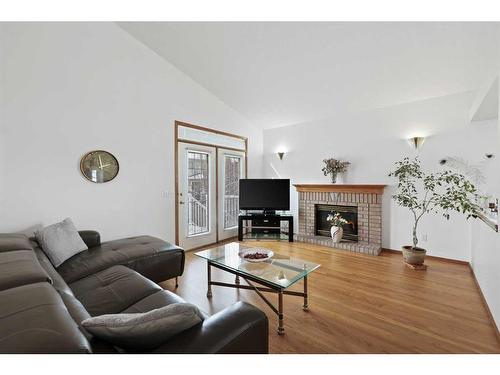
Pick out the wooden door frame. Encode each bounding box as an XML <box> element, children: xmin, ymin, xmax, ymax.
<box><xmin>174</xmin><ymin>120</ymin><xmax>248</xmax><ymax>247</ymax></box>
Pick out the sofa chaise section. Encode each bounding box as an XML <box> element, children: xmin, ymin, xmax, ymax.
<box><xmin>32</xmin><ymin>232</ymin><xmax>185</xmax><ymax>284</ymax></box>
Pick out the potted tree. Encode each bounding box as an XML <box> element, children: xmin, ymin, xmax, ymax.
<box><xmin>388</xmin><ymin>157</ymin><xmax>478</xmax><ymax>265</ymax></box>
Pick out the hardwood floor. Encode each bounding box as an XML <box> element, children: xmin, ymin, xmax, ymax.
<box><xmin>160</xmin><ymin>241</ymin><xmax>500</xmax><ymax>353</ymax></box>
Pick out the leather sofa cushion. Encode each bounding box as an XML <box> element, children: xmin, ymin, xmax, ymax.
<box><xmin>0</xmin><ymin>250</ymin><xmax>52</xmax><ymax>291</ymax></box>
<box><xmin>70</xmin><ymin>265</ymin><xmax>162</xmax><ymax>316</ymax></box>
<box><xmin>0</xmin><ymin>233</ymin><xmax>33</xmax><ymax>253</ymax></box>
<box><xmin>56</xmin><ymin>235</ymin><xmax>184</xmax><ymax>283</ymax></box>
<box><xmin>0</xmin><ymin>283</ymin><xmax>91</xmax><ymax>353</ymax></box>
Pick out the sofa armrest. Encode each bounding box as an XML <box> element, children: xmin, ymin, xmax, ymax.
<box><xmin>78</xmin><ymin>231</ymin><xmax>101</xmax><ymax>248</ymax></box>
<box><xmin>152</xmin><ymin>301</ymin><xmax>269</xmax><ymax>354</ymax></box>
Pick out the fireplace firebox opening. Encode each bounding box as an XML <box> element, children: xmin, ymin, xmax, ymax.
<box><xmin>315</xmin><ymin>204</ymin><xmax>358</xmax><ymax>242</ymax></box>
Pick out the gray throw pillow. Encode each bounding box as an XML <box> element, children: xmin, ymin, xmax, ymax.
<box><xmin>81</xmin><ymin>303</ymin><xmax>204</xmax><ymax>350</ymax></box>
<box><xmin>35</xmin><ymin>218</ymin><xmax>88</xmax><ymax>267</ymax></box>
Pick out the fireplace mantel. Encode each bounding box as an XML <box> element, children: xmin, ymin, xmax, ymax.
<box><xmin>293</xmin><ymin>184</ymin><xmax>386</xmax><ymax>195</ymax></box>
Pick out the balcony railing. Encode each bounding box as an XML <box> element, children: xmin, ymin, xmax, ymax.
<box><xmin>224</xmin><ymin>195</ymin><xmax>239</xmax><ymax>229</ymax></box>
<box><xmin>188</xmin><ymin>193</ymin><xmax>208</xmax><ymax>236</ymax></box>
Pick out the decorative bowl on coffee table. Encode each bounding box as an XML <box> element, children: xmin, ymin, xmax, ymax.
<box><xmin>238</xmin><ymin>248</ymin><xmax>274</xmax><ymax>263</ymax></box>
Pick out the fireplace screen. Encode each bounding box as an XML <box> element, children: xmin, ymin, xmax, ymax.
<box><xmin>315</xmin><ymin>204</ymin><xmax>358</xmax><ymax>242</ymax></box>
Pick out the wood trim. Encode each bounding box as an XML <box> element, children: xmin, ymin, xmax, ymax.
<box><xmin>174</xmin><ymin>123</ymin><xmax>179</xmax><ymax>245</ymax></box>
<box><xmin>215</xmin><ymin>148</ymin><xmax>219</xmax><ymax>243</ymax></box>
<box><xmin>469</xmin><ymin>263</ymin><xmax>500</xmax><ymax>344</ymax></box>
<box><xmin>244</xmin><ymin>138</ymin><xmax>248</xmax><ymax>179</ymax></box>
<box><xmin>381</xmin><ymin>248</ymin><xmax>470</xmax><ymax>265</ymax></box>
<box><xmin>177</xmin><ymin>138</ymin><xmax>245</xmax><ymax>152</ymax></box>
<box><xmin>174</xmin><ymin>120</ymin><xmax>248</xmax><ymax>248</ymax></box>
<box><xmin>175</xmin><ymin>120</ymin><xmax>248</xmax><ymax>141</ymax></box>
<box><xmin>293</xmin><ymin>184</ymin><xmax>386</xmax><ymax>194</ymax></box>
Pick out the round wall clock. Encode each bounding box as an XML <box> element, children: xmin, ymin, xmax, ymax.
<box><xmin>80</xmin><ymin>150</ymin><xmax>119</xmax><ymax>183</ymax></box>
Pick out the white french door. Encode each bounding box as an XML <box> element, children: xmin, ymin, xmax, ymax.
<box><xmin>175</xmin><ymin>122</ymin><xmax>247</xmax><ymax>250</ymax></box>
<box><xmin>217</xmin><ymin>149</ymin><xmax>246</xmax><ymax>241</ymax></box>
<box><xmin>178</xmin><ymin>142</ymin><xmax>217</xmax><ymax>249</ymax></box>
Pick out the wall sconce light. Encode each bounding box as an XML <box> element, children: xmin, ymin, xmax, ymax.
<box><xmin>277</xmin><ymin>151</ymin><xmax>285</xmax><ymax>160</ymax></box>
<box><xmin>408</xmin><ymin>136</ymin><xmax>426</xmax><ymax>150</ymax></box>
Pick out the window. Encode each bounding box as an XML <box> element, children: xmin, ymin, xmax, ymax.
<box><xmin>187</xmin><ymin>151</ymin><xmax>209</xmax><ymax>236</ymax></box>
<box><xmin>223</xmin><ymin>155</ymin><xmax>241</xmax><ymax>229</ymax></box>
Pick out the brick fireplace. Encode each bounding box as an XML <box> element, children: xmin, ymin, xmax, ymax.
<box><xmin>294</xmin><ymin>184</ymin><xmax>386</xmax><ymax>255</ymax></box>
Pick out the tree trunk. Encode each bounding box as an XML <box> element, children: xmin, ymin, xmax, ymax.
<box><xmin>412</xmin><ymin>221</ymin><xmax>418</xmax><ymax>248</ymax></box>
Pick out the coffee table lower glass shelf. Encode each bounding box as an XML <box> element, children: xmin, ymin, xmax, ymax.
<box><xmin>195</xmin><ymin>242</ymin><xmax>321</xmax><ymax>334</ymax></box>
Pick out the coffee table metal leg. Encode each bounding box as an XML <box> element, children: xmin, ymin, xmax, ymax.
<box><xmin>303</xmin><ymin>275</ymin><xmax>309</xmax><ymax>311</ymax></box>
<box><xmin>206</xmin><ymin>261</ymin><xmax>213</xmax><ymax>298</ymax></box>
<box><xmin>278</xmin><ymin>289</ymin><xmax>285</xmax><ymax>335</ymax></box>
<box><xmin>235</xmin><ymin>275</ymin><xmax>240</xmax><ymax>285</ymax></box>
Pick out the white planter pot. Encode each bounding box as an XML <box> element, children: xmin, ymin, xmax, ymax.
<box><xmin>330</xmin><ymin>226</ymin><xmax>343</xmax><ymax>243</ymax></box>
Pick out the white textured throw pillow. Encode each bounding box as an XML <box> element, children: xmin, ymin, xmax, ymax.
<box><xmin>35</xmin><ymin>218</ymin><xmax>88</xmax><ymax>267</ymax></box>
<box><xmin>82</xmin><ymin>303</ymin><xmax>204</xmax><ymax>350</ymax></box>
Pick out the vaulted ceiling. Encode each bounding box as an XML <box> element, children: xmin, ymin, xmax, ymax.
<box><xmin>118</xmin><ymin>22</ymin><xmax>500</xmax><ymax>129</ymax></box>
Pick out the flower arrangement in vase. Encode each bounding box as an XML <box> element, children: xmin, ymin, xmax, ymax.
<box><xmin>326</xmin><ymin>212</ymin><xmax>348</xmax><ymax>243</ymax></box>
<box><xmin>321</xmin><ymin>158</ymin><xmax>350</xmax><ymax>183</ymax></box>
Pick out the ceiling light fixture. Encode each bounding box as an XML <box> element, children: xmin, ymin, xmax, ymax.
<box><xmin>408</xmin><ymin>136</ymin><xmax>426</xmax><ymax>150</ymax></box>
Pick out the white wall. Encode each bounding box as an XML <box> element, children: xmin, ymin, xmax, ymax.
<box><xmin>0</xmin><ymin>22</ymin><xmax>263</xmax><ymax>241</ymax></box>
<box><xmin>263</xmin><ymin>92</ymin><xmax>498</xmax><ymax>261</ymax></box>
<box><xmin>470</xmin><ymin>80</ymin><xmax>500</xmax><ymax>329</ymax></box>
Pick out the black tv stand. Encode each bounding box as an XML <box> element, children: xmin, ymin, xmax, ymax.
<box><xmin>238</xmin><ymin>213</ymin><xmax>293</xmax><ymax>242</ymax></box>
<box><xmin>262</xmin><ymin>209</ymin><xmax>276</xmax><ymax>215</ymax></box>
<box><xmin>247</xmin><ymin>212</ymin><xmax>276</xmax><ymax>217</ymax></box>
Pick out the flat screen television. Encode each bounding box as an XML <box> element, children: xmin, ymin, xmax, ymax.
<box><xmin>239</xmin><ymin>179</ymin><xmax>290</xmax><ymax>212</ymax></box>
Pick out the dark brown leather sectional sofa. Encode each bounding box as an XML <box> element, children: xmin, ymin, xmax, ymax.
<box><xmin>0</xmin><ymin>231</ymin><xmax>269</xmax><ymax>354</ymax></box>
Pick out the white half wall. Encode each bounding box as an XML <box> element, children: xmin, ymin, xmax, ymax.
<box><xmin>470</xmin><ymin>78</ymin><xmax>500</xmax><ymax>329</ymax></box>
<box><xmin>263</xmin><ymin>92</ymin><xmax>498</xmax><ymax>261</ymax></box>
<box><xmin>0</xmin><ymin>22</ymin><xmax>263</xmax><ymax>241</ymax></box>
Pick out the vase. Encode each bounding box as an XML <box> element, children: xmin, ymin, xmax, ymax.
<box><xmin>330</xmin><ymin>225</ymin><xmax>343</xmax><ymax>243</ymax></box>
<box><xmin>330</xmin><ymin>172</ymin><xmax>338</xmax><ymax>183</ymax></box>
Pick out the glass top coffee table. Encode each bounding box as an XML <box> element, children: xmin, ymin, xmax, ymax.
<box><xmin>195</xmin><ymin>242</ymin><xmax>320</xmax><ymax>334</ymax></box>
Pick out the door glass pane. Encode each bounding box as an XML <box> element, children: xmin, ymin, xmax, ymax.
<box><xmin>224</xmin><ymin>155</ymin><xmax>241</xmax><ymax>229</ymax></box>
<box><xmin>187</xmin><ymin>151</ymin><xmax>209</xmax><ymax>236</ymax></box>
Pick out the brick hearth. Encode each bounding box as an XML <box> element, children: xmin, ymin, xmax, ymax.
<box><xmin>293</xmin><ymin>184</ymin><xmax>386</xmax><ymax>255</ymax></box>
